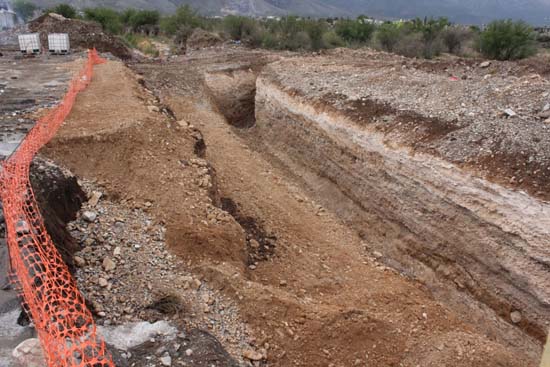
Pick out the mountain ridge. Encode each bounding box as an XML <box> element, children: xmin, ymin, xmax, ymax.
<box><xmin>22</xmin><ymin>0</ymin><xmax>550</xmax><ymax>25</ymax></box>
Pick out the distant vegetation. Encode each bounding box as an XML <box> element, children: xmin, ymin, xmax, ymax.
<box><xmin>479</xmin><ymin>20</ymin><xmax>537</xmax><ymax>60</ymax></box>
<box><xmin>13</xmin><ymin>0</ymin><xmax>38</xmax><ymax>21</ymax></box>
<box><xmin>29</xmin><ymin>2</ymin><xmax>540</xmax><ymax>61</ymax></box>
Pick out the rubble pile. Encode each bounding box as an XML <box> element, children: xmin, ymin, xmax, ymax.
<box><xmin>68</xmin><ymin>180</ymin><xmax>256</xmax><ymax>366</ymax></box>
<box><xmin>186</xmin><ymin>29</ymin><xmax>223</xmax><ymax>51</ymax></box>
<box><xmin>29</xmin><ymin>13</ymin><xmax>132</xmax><ymax>60</ymax></box>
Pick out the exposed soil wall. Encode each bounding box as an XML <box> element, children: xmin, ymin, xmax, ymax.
<box><xmin>204</xmin><ymin>67</ymin><xmax>258</xmax><ymax>128</ymax></box>
<box><xmin>254</xmin><ymin>74</ymin><xmax>550</xmax><ymax>345</ymax></box>
<box><xmin>30</xmin><ymin>157</ymin><xmax>86</xmax><ymax>268</ymax></box>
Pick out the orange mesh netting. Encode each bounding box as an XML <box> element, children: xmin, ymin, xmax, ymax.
<box><xmin>0</xmin><ymin>49</ymin><xmax>114</xmax><ymax>367</ymax></box>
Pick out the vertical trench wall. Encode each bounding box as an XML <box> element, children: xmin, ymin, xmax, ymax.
<box><xmin>253</xmin><ymin>75</ymin><xmax>550</xmax><ymax>346</ymax></box>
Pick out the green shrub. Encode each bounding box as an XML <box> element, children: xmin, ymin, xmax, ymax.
<box><xmin>375</xmin><ymin>23</ymin><xmax>402</xmax><ymax>52</ymax></box>
<box><xmin>480</xmin><ymin>19</ymin><xmax>537</xmax><ymax>60</ymax></box>
<box><xmin>49</xmin><ymin>4</ymin><xmax>77</xmax><ymax>18</ymax></box>
<box><xmin>394</xmin><ymin>32</ymin><xmax>424</xmax><ymax>58</ymax></box>
<box><xmin>335</xmin><ymin>17</ymin><xmax>376</xmax><ymax>44</ymax></box>
<box><xmin>322</xmin><ymin>31</ymin><xmax>345</xmax><ymax>48</ymax></box>
<box><xmin>261</xmin><ymin>32</ymin><xmax>278</xmax><ymax>49</ymax></box>
<box><xmin>127</xmin><ymin>10</ymin><xmax>160</xmax><ymax>31</ymax></box>
<box><xmin>13</xmin><ymin>0</ymin><xmax>37</xmax><ymax>21</ymax></box>
<box><xmin>84</xmin><ymin>7</ymin><xmax>123</xmax><ymax>34</ymax></box>
<box><xmin>223</xmin><ymin>15</ymin><xmax>263</xmax><ymax>46</ymax></box>
<box><xmin>303</xmin><ymin>19</ymin><xmax>327</xmax><ymax>50</ymax></box>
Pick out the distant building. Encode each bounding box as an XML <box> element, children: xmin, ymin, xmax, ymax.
<box><xmin>0</xmin><ymin>8</ymin><xmax>16</xmax><ymax>29</ymax></box>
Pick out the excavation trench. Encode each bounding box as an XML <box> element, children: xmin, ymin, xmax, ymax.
<box><xmin>42</xmin><ymin>55</ymin><xmax>548</xmax><ymax>366</ymax></box>
<box><xmin>201</xmin><ymin>59</ymin><xmax>550</xmax><ymax>354</ymax></box>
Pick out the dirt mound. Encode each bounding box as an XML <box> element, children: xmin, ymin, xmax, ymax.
<box><xmin>186</xmin><ymin>29</ymin><xmax>223</xmax><ymax>50</ymax></box>
<box><xmin>29</xmin><ymin>13</ymin><xmax>132</xmax><ymax>60</ymax></box>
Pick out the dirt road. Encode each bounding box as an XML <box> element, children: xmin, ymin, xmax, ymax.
<box><xmin>43</xmin><ymin>50</ymin><xmax>542</xmax><ymax>366</ymax></box>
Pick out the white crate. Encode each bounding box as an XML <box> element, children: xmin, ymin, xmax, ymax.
<box><xmin>48</xmin><ymin>33</ymin><xmax>70</xmax><ymax>54</ymax></box>
<box><xmin>18</xmin><ymin>33</ymin><xmax>41</xmax><ymax>54</ymax></box>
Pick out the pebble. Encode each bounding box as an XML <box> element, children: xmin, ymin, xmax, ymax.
<box><xmin>102</xmin><ymin>257</ymin><xmax>116</xmax><ymax>271</ymax></box>
<box><xmin>479</xmin><ymin>61</ymin><xmax>491</xmax><ymax>68</ymax></box>
<box><xmin>160</xmin><ymin>354</ymin><xmax>172</xmax><ymax>366</ymax></box>
<box><xmin>185</xmin><ymin>348</ymin><xmax>193</xmax><ymax>356</ymax></box>
<box><xmin>88</xmin><ymin>191</ymin><xmax>103</xmax><ymax>207</ymax></box>
<box><xmin>74</xmin><ymin>256</ymin><xmax>86</xmax><ymax>267</ymax></box>
<box><xmin>503</xmin><ymin>108</ymin><xmax>517</xmax><ymax>118</ymax></box>
<box><xmin>510</xmin><ymin>311</ymin><xmax>522</xmax><ymax>324</ymax></box>
<box><xmin>82</xmin><ymin>211</ymin><xmax>97</xmax><ymax>223</ymax></box>
<box><xmin>242</xmin><ymin>349</ymin><xmax>263</xmax><ymax>361</ymax></box>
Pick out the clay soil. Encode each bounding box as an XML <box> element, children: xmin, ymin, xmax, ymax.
<box><xmin>39</xmin><ymin>48</ymin><xmax>544</xmax><ymax>367</ymax></box>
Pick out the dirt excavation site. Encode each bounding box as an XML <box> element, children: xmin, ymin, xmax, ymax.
<box><xmin>1</xmin><ymin>44</ymin><xmax>550</xmax><ymax>367</ymax></box>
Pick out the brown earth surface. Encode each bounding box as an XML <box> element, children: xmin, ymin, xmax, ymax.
<box><xmin>40</xmin><ymin>48</ymin><xmax>545</xmax><ymax>367</ymax></box>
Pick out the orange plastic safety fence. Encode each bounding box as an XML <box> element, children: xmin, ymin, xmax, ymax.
<box><xmin>0</xmin><ymin>49</ymin><xmax>115</xmax><ymax>367</ymax></box>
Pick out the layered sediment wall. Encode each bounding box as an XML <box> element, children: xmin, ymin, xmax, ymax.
<box><xmin>254</xmin><ymin>73</ymin><xmax>550</xmax><ymax>344</ymax></box>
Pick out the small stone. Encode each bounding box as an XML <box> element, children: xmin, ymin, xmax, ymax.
<box><xmin>74</xmin><ymin>256</ymin><xmax>86</xmax><ymax>267</ymax></box>
<box><xmin>479</xmin><ymin>61</ymin><xmax>491</xmax><ymax>68</ymax></box>
<box><xmin>113</xmin><ymin>247</ymin><xmax>121</xmax><ymax>256</ymax></box>
<box><xmin>98</xmin><ymin>278</ymin><xmax>109</xmax><ymax>287</ymax></box>
<box><xmin>160</xmin><ymin>354</ymin><xmax>172</xmax><ymax>366</ymax></box>
<box><xmin>12</xmin><ymin>338</ymin><xmax>45</xmax><ymax>367</ymax></box>
<box><xmin>148</xmin><ymin>105</ymin><xmax>160</xmax><ymax>113</ymax></box>
<box><xmin>177</xmin><ymin>120</ymin><xmax>190</xmax><ymax>128</ymax></box>
<box><xmin>249</xmin><ymin>239</ymin><xmax>260</xmax><ymax>249</ymax></box>
<box><xmin>242</xmin><ymin>349</ymin><xmax>263</xmax><ymax>361</ymax></box>
<box><xmin>185</xmin><ymin>349</ymin><xmax>193</xmax><ymax>356</ymax></box>
<box><xmin>503</xmin><ymin>108</ymin><xmax>517</xmax><ymax>118</ymax></box>
<box><xmin>510</xmin><ymin>311</ymin><xmax>522</xmax><ymax>324</ymax></box>
<box><xmin>192</xmin><ymin>279</ymin><xmax>202</xmax><ymax>290</ymax></box>
<box><xmin>88</xmin><ymin>191</ymin><xmax>102</xmax><ymax>207</ymax></box>
<box><xmin>279</xmin><ymin>280</ymin><xmax>287</xmax><ymax>287</ymax></box>
<box><xmin>102</xmin><ymin>257</ymin><xmax>116</xmax><ymax>272</ymax></box>
<box><xmin>82</xmin><ymin>211</ymin><xmax>97</xmax><ymax>223</ymax></box>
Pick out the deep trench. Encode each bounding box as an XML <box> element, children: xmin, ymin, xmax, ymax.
<box><xmin>203</xmin><ymin>66</ymin><xmax>550</xmax><ymax>354</ymax></box>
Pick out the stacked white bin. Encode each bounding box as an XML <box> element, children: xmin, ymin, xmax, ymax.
<box><xmin>18</xmin><ymin>34</ymin><xmax>41</xmax><ymax>55</ymax></box>
<box><xmin>48</xmin><ymin>33</ymin><xmax>70</xmax><ymax>54</ymax></box>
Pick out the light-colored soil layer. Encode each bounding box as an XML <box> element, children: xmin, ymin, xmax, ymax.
<box><xmin>268</xmin><ymin>49</ymin><xmax>550</xmax><ymax>202</ymax></box>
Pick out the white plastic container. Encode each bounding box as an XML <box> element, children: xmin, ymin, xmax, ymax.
<box><xmin>18</xmin><ymin>33</ymin><xmax>41</xmax><ymax>55</ymax></box>
<box><xmin>48</xmin><ymin>33</ymin><xmax>70</xmax><ymax>54</ymax></box>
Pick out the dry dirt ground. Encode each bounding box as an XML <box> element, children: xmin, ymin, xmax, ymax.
<box><xmin>39</xmin><ymin>47</ymin><xmax>546</xmax><ymax>367</ymax></box>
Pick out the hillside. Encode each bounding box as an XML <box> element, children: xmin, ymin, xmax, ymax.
<box><xmin>22</xmin><ymin>0</ymin><xmax>550</xmax><ymax>25</ymax></box>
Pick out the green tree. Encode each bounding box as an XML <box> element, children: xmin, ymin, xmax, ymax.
<box><xmin>335</xmin><ymin>17</ymin><xmax>376</xmax><ymax>44</ymax></box>
<box><xmin>13</xmin><ymin>0</ymin><xmax>37</xmax><ymax>21</ymax></box>
<box><xmin>222</xmin><ymin>15</ymin><xmax>262</xmax><ymax>46</ymax></box>
<box><xmin>84</xmin><ymin>7</ymin><xmax>123</xmax><ymax>34</ymax></box>
<box><xmin>127</xmin><ymin>10</ymin><xmax>160</xmax><ymax>31</ymax></box>
<box><xmin>49</xmin><ymin>4</ymin><xmax>77</xmax><ymax>19</ymax></box>
<box><xmin>479</xmin><ymin>19</ymin><xmax>537</xmax><ymax>60</ymax></box>
<box><xmin>160</xmin><ymin>5</ymin><xmax>201</xmax><ymax>35</ymax></box>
